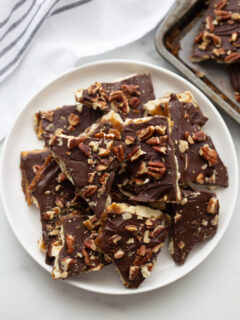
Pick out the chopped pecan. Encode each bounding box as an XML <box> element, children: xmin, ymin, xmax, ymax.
<box><xmin>214</xmin><ymin>9</ymin><xmax>231</xmax><ymax>21</ymax></box>
<box><xmin>137</xmin><ymin>245</ymin><xmax>146</xmax><ymax>256</ymax></box>
<box><xmin>155</xmin><ymin>125</ymin><xmax>166</xmax><ymax>136</ymax></box>
<box><xmin>199</xmin><ymin>144</ymin><xmax>218</xmax><ymax>166</ymax></box>
<box><xmin>82</xmin><ymin>248</ymin><xmax>91</xmax><ymax>265</ymax></box>
<box><xmin>32</xmin><ymin>164</ymin><xmax>41</xmax><ymax>174</ymax></box>
<box><xmin>195</xmin><ymin>173</ymin><xmax>205</xmax><ymax>184</ymax></box>
<box><xmin>41</xmin><ymin>111</ymin><xmax>53</xmax><ymax>122</ymax></box>
<box><xmin>113</xmin><ymin>144</ymin><xmax>125</xmax><ymax>162</ymax></box>
<box><xmin>109</xmin><ymin>90</ymin><xmax>130</xmax><ymax>115</ymax></box>
<box><xmin>98</xmin><ymin>148</ymin><xmax>111</xmax><ymax>157</ymax></box>
<box><xmin>68</xmin><ymin>137</ymin><xmax>82</xmax><ymax>149</ymax></box>
<box><xmin>229</xmin><ymin>32</ymin><xmax>238</xmax><ymax>42</ymax></box>
<box><xmin>82</xmin><ymin>185</ymin><xmax>97</xmax><ymax>197</ymax></box>
<box><xmin>125</xmin><ymin>135</ymin><xmax>135</xmax><ymax>145</ymax></box>
<box><xmin>95</xmin><ymin>164</ymin><xmax>108</xmax><ymax>171</ymax></box>
<box><xmin>79</xmin><ymin>143</ymin><xmax>90</xmax><ymax>157</ymax></box>
<box><xmin>128</xmin><ymin>146</ymin><xmax>146</xmax><ymax>162</ymax></box>
<box><xmin>129</xmin><ymin>266</ymin><xmax>139</xmax><ymax>280</ymax></box>
<box><xmin>114</xmin><ymin>249</ymin><xmax>125</xmax><ymax>259</ymax></box>
<box><xmin>137</xmin><ymin>126</ymin><xmax>155</xmax><ymax>141</ymax></box>
<box><xmin>110</xmin><ymin>234</ymin><xmax>122</xmax><ymax>244</ymax></box>
<box><xmin>99</xmin><ymin>172</ymin><xmax>110</xmax><ymax>185</ymax></box>
<box><xmin>55</xmin><ymin>196</ymin><xmax>64</xmax><ymax>208</ymax></box>
<box><xmin>152</xmin><ymin>146</ymin><xmax>167</xmax><ymax>154</ymax></box>
<box><xmin>87</xmin><ymin>82</ymin><xmax>101</xmax><ymax>95</ymax></box>
<box><xmin>193</xmin><ymin>131</ymin><xmax>206</xmax><ymax>142</ymax></box>
<box><xmin>121</xmin><ymin>84</ymin><xmax>140</xmax><ymax>95</ymax></box>
<box><xmin>148</xmin><ymin>161</ymin><xmax>166</xmax><ymax>180</ymax></box>
<box><xmin>214</xmin><ymin>0</ymin><xmax>227</xmax><ymax>10</ymax></box>
<box><xmin>61</xmin><ymin>257</ymin><xmax>75</xmax><ymax>271</ymax></box>
<box><xmin>88</xmin><ymin>172</ymin><xmax>96</xmax><ymax>184</ymax></box>
<box><xmin>108</xmin><ymin>128</ymin><xmax>121</xmax><ymax>140</ymax></box>
<box><xmin>207</xmin><ymin>197</ymin><xmax>219</xmax><ymax>214</ymax></box>
<box><xmin>224</xmin><ymin>52</ymin><xmax>240</xmax><ymax>63</ymax></box>
<box><xmin>212</xmin><ymin>48</ymin><xmax>225</xmax><ymax>56</ymax></box>
<box><xmin>125</xmin><ymin>225</ymin><xmax>138</xmax><ymax>232</ymax></box>
<box><xmin>206</xmin><ymin>15</ymin><xmax>214</xmax><ymax>31</ymax></box>
<box><xmin>129</xmin><ymin>97</ymin><xmax>140</xmax><ymax>109</ymax></box>
<box><xmin>83</xmin><ymin>239</ymin><xmax>96</xmax><ymax>251</ymax></box>
<box><xmin>68</xmin><ymin>113</ymin><xmax>79</xmax><ymax>126</ymax></box>
<box><xmin>136</xmin><ymin>162</ymin><xmax>148</xmax><ymax>176</ymax></box>
<box><xmin>66</xmin><ymin>234</ymin><xmax>75</xmax><ymax>254</ymax></box>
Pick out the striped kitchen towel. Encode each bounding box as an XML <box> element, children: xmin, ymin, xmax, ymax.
<box><xmin>0</xmin><ymin>0</ymin><xmax>91</xmax><ymax>82</ymax></box>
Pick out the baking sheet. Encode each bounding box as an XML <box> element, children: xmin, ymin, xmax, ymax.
<box><xmin>155</xmin><ymin>0</ymin><xmax>240</xmax><ymax>124</ymax></box>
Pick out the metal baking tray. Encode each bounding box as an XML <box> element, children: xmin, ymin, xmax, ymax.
<box><xmin>155</xmin><ymin>0</ymin><xmax>240</xmax><ymax>124</ymax></box>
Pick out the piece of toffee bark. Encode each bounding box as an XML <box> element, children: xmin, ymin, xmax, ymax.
<box><xmin>96</xmin><ymin>203</ymin><xmax>169</xmax><ymax>288</ymax></box>
<box><xmin>144</xmin><ymin>91</ymin><xmax>208</xmax><ymax>127</ymax></box>
<box><xmin>20</xmin><ymin>149</ymin><xmax>49</xmax><ymax>206</ymax></box>
<box><xmin>87</xmin><ymin>111</ymin><xmax>181</xmax><ymax>203</ymax></box>
<box><xmin>144</xmin><ymin>93</ymin><xmax>228</xmax><ymax>187</ymax></box>
<box><xmin>75</xmin><ymin>73</ymin><xmax>155</xmax><ymax>120</ymax></box>
<box><xmin>169</xmin><ymin>189</ymin><xmax>219</xmax><ymax>265</ymax></box>
<box><xmin>29</xmin><ymin>155</ymin><xmax>88</xmax><ymax>265</ymax></box>
<box><xmin>122</xmin><ymin>116</ymin><xmax>181</xmax><ymax>203</ymax></box>
<box><xmin>34</xmin><ymin>104</ymin><xmax>102</xmax><ymax>139</ymax></box>
<box><xmin>44</xmin><ymin>131</ymin><xmax>126</xmax><ymax>218</ymax></box>
<box><xmin>52</xmin><ymin>213</ymin><xmax>106</xmax><ymax>279</ymax></box>
<box><xmin>191</xmin><ymin>0</ymin><xmax>240</xmax><ymax>64</ymax></box>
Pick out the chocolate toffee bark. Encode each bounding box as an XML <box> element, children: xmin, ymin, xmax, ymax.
<box><xmin>29</xmin><ymin>155</ymin><xmax>88</xmax><ymax>265</ymax></box>
<box><xmin>34</xmin><ymin>104</ymin><xmax>102</xmax><ymax>139</ymax></box>
<box><xmin>144</xmin><ymin>93</ymin><xmax>228</xmax><ymax>187</ymax></box>
<box><xmin>20</xmin><ymin>149</ymin><xmax>49</xmax><ymax>206</ymax></box>
<box><xmin>191</xmin><ymin>0</ymin><xmax>240</xmax><ymax>63</ymax></box>
<box><xmin>44</xmin><ymin>131</ymin><xmax>126</xmax><ymax>218</ymax></box>
<box><xmin>96</xmin><ymin>203</ymin><xmax>170</xmax><ymax>288</ymax></box>
<box><xmin>144</xmin><ymin>91</ymin><xmax>208</xmax><ymax>127</ymax></box>
<box><xmin>75</xmin><ymin>73</ymin><xmax>155</xmax><ymax>120</ymax></box>
<box><xmin>52</xmin><ymin>213</ymin><xmax>106</xmax><ymax>279</ymax></box>
<box><xmin>122</xmin><ymin>116</ymin><xmax>181</xmax><ymax>203</ymax></box>
<box><xmin>169</xmin><ymin>189</ymin><xmax>219</xmax><ymax>265</ymax></box>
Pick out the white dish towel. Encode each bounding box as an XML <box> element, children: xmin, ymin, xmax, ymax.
<box><xmin>0</xmin><ymin>0</ymin><xmax>175</xmax><ymax>141</ymax></box>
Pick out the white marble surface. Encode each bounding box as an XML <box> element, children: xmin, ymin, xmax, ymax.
<box><xmin>0</xmin><ymin>28</ymin><xmax>240</xmax><ymax>319</ymax></box>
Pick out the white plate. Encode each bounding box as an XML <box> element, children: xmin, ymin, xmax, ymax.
<box><xmin>0</xmin><ymin>60</ymin><xmax>238</xmax><ymax>295</ymax></box>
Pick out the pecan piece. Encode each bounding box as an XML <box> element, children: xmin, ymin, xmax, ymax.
<box><xmin>125</xmin><ymin>225</ymin><xmax>138</xmax><ymax>232</ymax></box>
<box><xmin>68</xmin><ymin>113</ymin><xmax>79</xmax><ymax>126</ymax></box>
<box><xmin>66</xmin><ymin>234</ymin><xmax>75</xmax><ymax>254</ymax></box>
<box><xmin>113</xmin><ymin>144</ymin><xmax>125</xmax><ymax>162</ymax></box>
<box><xmin>206</xmin><ymin>15</ymin><xmax>214</xmax><ymax>31</ymax></box>
<box><xmin>125</xmin><ymin>135</ymin><xmax>135</xmax><ymax>145</ymax></box>
<box><xmin>83</xmin><ymin>239</ymin><xmax>96</xmax><ymax>251</ymax></box>
<box><xmin>195</xmin><ymin>173</ymin><xmax>205</xmax><ymax>184</ymax></box>
<box><xmin>192</xmin><ymin>131</ymin><xmax>206</xmax><ymax>142</ymax></box>
<box><xmin>199</xmin><ymin>144</ymin><xmax>218</xmax><ymax>166</ymax></box>
<box><xmin>137</xmin><ymin>126</ymin><xmax>155</xmax><ymax>141</ymax></box>
<box><xmin>114</xmin><ymin>249</ymin><xmax>125</xmax><ymax>259</ymax></box>
<box><xmin>79</xmin><ymin>143</ymin><xmax>91</xmax><ymax>157</ymax></box>
<box><xmin>224</xmin><ymin>52</ymin><xmax>240</xmax><ymax>63</ymax></box>
<box><xmin>98</xmin><ymin>148</ymin><xmax>111</xmax><ymax>157</ymax></box>
<box><xmin>121</xmin><ymin>84</ymin><xmax>140</xmax><ymax>95</ymax></box>
<box><xmin>129</xmin><ymin>96</ymin><xmax>140</xmax><ymax>109</ymax></box>
<box><xmin>88</xmin><ymin>82</ymin><xmax>101</xmax><ymax>95</ymax></box>
<box><xmin>82</xmin><ymin>185</ymin><xmax>97</xmax><ymax>197</ymax></box>
<box><xmin>148</xmin><ymin>161</ymin><xmax>166</xmax><ymax>180</ymax></box>
<box><xmin>152</xmin><ymin>146</ymin><xmax>167</xmax><ymax>154</ymax></box>
<box><xmin>207</xmin><ymin>197</ymin><xmax>219</xmax><ymax>214</ymax></box>
<box><xmin>129</xmin><ymin>266</ymin><xmax>139</xmax><ymax>280</ymax></box>
<box><xmin>82</xmin><ymin>248</ymin><xmax>91</xmax><ymax>265</ymax></box>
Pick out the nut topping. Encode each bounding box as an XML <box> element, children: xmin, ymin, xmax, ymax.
<box><xmin>199</xmin><ymin>144</ymin><xmax>218</xmax><ymax>166</ymax></box>
<box><xmin>66</xmin><ymin>234</ymin><xmax>75</xmax><ymax>254</ymax></box>
<box><xmin>68</xmin><ymin>113</ymin><xmax>79</xmax><ymax>126</ymax></box>
<box><xmin>137</xmin><ymin>126</ymin><xmax>155</xmax><ymax>141</ymax></box>
<box><xmin>82</xmin><ymin>185</ymin><xmax>97</xmax><ymax>197</ymax></box>
<box><xmin>206</xmin><ymin>197</ymin><xmax>219</xmax><ymax>214</ymax></box>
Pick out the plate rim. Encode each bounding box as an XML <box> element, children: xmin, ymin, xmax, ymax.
<box><xmin>1</xmin><ymin>59</ymin><xmax>239</xmax><ymax>295</ymax></box>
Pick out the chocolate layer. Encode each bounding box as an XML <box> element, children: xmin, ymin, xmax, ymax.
<box><xmin>169</xmin><ymin>189</ymin><xmax>219</xmax><ymax>265</ymax></box>
<box><xmin>30</xmin><ymin>155</ymin><xmax>88</xmax><ymax>265</ymax></box>
<box><xmin>20</xmin><ymin>149</ymin><xmax>49</xmax><ymax>206</ymax></box>
<box><xmin>75</xmin><ymin>73</ymin><xmax>155</xmax><ymax>120</ymax></box>
<box><xmin>52</xmin><ymin>213</ymin><xmax>106</xmax><ymax>279</ymax></box>
<box><xmin>97</xmin><ymin>203</ymin><xmax>169</xmax><ymax>288</ymax></box>
<box><xmin>34</xmin><ymin>104</ymin><xmax>102</xmax><ymax>139</ymax></box>
<box><xmin>44</xmin><ymin>133</ymin><xmax>126</xmax><ymax>218</ymax></box>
